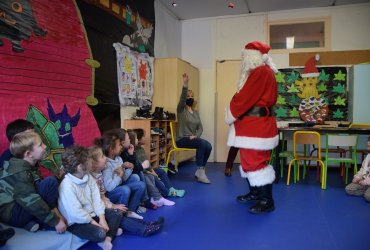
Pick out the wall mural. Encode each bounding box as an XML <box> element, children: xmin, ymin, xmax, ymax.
<box><xmin>0</xmin><ymin>0</ymin><xmax>101</xmax><ymax>156</ymax></box>
<box><xmin>274</xmin><ymin>57</ymin><xmax>348</xmax><ymax>123</ymax></box>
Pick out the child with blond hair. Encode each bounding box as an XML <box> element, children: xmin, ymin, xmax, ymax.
<box><xmin>89</xmin><ymin>146</ymin><xmax>164</xmax><ymax>236</ymax></box>
<box><xmin>58</xmin><ymin>145</ymin><xmax>122</xmax><ymax>250</ymax></box>
<box><xmin>0</xmin><ymin>131</ymin><xmax>66</xmax><ymax>233</ymax></box>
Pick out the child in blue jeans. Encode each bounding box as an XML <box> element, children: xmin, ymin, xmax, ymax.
<box><xmin>127</xmin><ymin>130</ymin><xmax>175</xmax><ymax>207</ymax></box>
<box><xmin>94</xmin><ymin>132</ymin><xmax>145</xmax><ymax>219</ymax></box>
<box><xmin>0</xmin><ymin>131</ymin><xmax>66</xmax><ymax>233</ymax></box>
<box><xmin>89</xmin><ymin>146</ymin><xmax>164</xmax><ymax>236</ymax></box>
<box><xmin>133</xmin><ymin>128</ymin><xmax>185</xmax><ymax>198</ymax></box>
<box><xmin>58</xmin><ymin>145</ymin><xmax>122</xmax><ymax>250</ymax></box>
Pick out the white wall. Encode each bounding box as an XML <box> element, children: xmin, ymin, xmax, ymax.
<box><xmin>181</xmin><ymin>3</ymin><xmax>370</xmax><ymax>162</ymax></box>
<box><xmin>121</xmin><ymin>0</ymin><xmax>182</xmax><ymax>127</ymax></box>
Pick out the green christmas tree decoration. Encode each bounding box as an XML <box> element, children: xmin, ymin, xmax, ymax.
<box><xmin>333</xmin><ymin>109</ymin><xmax>344</xmax><ymax>119</ymax></box>
<box><xmin>290</xmin><ymin>107</ymin><xmax>300</xmax><ymax>117</ymax></box>
<box><xmin>287</xmin><ymin>71</ymin><xmax>299</xmax><ymax>83</ymax></box>
<box><xmin>275</xmin><ymin>107</ymin><xmax>288</xmax><ymax>117</ymax></box>
<box><xmin>277</xmin><ymin>95</ymin><xmax>286</xmax><ymax>105</ymax></box>
<box><xmin>317</xmin><ymin>83</ymin><xmax>327</xmax><ymax>92</ymax></box>
<box><xmin>275</xmin><ymin>72</ymin><xmax>286</xmax><ymax>83</ymax></box>
<box><xmin>332</xmin><ymin>83</ymin><xmax>346</xmax><ymax>94</ymax></box>
<box><xmin>334</xmin><ymin>70</ymin><xmax>346</xmax><ymax>81</ymax></box>
<box><xmin>287</xmin><ymin>84</ymin><xmax>299</xmax><ymax>93</ymax></box>
<box><xmin>278</xmin><ymin>84</ymin><xmax>286</xmax><ymax>93</ymax></box>
<box><xmin>334</xmin><ymin>96</ymin><xmax>346</xmax><ymax>106</ymax></box>
<box><xmin>318</xmin><ymin>70</ymin><xmax>330</xmax><ymax>82</ymax></box>
<box><xmin>288</xmin><ymin>95</ymin><xmax>301</xmax><ymax>105</ymax></box>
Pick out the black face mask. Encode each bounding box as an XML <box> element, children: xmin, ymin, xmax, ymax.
<box><xmin>186</xmin><ymin>98</ymin><xmax>194</xmax><ymax>106</ymax></box>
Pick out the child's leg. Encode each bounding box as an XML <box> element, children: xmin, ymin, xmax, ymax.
<box><xmin>154</xmin><ymin>168</ymin><xmax>172</xmax><ymax>189</ymax></box>
<box><xmin>144</xmin><ymin>174</ymin><xmax>162</xmax><ymax>200</ymax></box>
<box><xmin>154</xmin><ymin>175</ymin><xmax>169</xmax><ymax>197</ymax></box>
<box><xmin>364</xmin><ymin>186</ymin><xmax>370</xmax><ymax>202</ymax></box>
<box><xmin>125</xmin><ymin>181</ymin><xmax>145</xmax><ymax>211</ymax></box>
<box><xmin>35</xmin><ymin>176</ymin><xmax>59</xmax><ymax>208</ymax></box>
<box><xmin>68</xmin><ymin>220</ymin><xmax>106</xmax><ymax>242</ymax></box>
<box><xmin>345</xmin><ymin>183</ymin><xmax>367</xmax><ymax>196</ymax></box>
<box><xmin>139</xmin><ymin>172</ymin><xmax>149</xmax><ymax>202</ymax></box>
<box><xmin>106</xmin><ymin>185</ymin><xmax>131</xmax><ymax>206</ymax></box>
<box><xmin>10</xmin><ymin>176</ymin><xmax>59</xmax><ymax>229</ymax></box>
<box><xmin>104</xmin><ymin>209</ymin><xmax>122</xmax><ymax>239</ymax></box>
<box><xmin>120</xmin><ymin>216</ymin><xmax>164</xmax><ymax>237</ymax></box>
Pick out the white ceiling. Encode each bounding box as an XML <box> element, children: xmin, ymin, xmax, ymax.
<box><xmin>157</xmin><ymin>0</ymin><xmax>370</xmax><ymax>20</ymax></box>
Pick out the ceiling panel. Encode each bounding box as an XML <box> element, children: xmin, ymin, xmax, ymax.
<box><xmin>157</xmin><ymin>0</ymin><xmax>370</xmax><ymax>20</ymax></box>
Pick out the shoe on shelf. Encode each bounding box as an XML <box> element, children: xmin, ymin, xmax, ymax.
<box><xmin>24</xmin><ymin>220</ymin><xmax>39</xmax><ymax>232</ymax></box>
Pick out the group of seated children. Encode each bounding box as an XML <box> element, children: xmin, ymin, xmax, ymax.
<box><xmin>0</xmin><ymin>119</ymin><xmax>185</xmax><ymax>249</ymax></box>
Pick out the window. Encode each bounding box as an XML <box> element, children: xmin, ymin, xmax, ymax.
<box><xmin>267</xmin><ymin>17</ymin><xmax>330</xmax><ymax>52</ymax></box>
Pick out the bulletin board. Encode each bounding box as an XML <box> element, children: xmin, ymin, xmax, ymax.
<box><xmin>275</xmin><ymin>66</ymin><xmax>348</xmax><ymax>122</ymax></box>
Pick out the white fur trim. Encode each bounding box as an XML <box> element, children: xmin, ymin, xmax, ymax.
<box><xmin>246</xmin><ymin>165</ymin><xmax>275</xmax><ymax>186</ymax></box>
<box><xmin>227</xmin><ymin>124</ymin><xmax>236</xmax><ymax>146</ymax></box>
<box><xmin>239</xmin><ymin>165</ymin><xmax>248</xmax><ymax>178</ymax></box>
<box><xmin>224</xmin><ymin>106</ymin><xmax>237</xmax><ymax>125</ymax></box>
<box><xmin>234</xmin><ymin>134</ymin><xmax>279</xmax><ymax>150</ymax></box>
<box><xmin>301</xmin><ymin>72</ymin><xmax>319</xmax><ymax>78</ymax></box>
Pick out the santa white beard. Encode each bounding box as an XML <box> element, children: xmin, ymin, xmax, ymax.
<box><xmin>237</xmin><ymin>50</ymin><xmax>264</xmax><ymax>92</ymax></box>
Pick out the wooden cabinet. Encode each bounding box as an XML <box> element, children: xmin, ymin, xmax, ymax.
<box><xmin>124</xmin><ymin>119</ymin><xmax>172</xmax><ymax>168</ymax></box>
<box><xmin>151</xmin><ymin>58</ymin><xmax>199</xmax><ymax>164</ymax></box>
<box><xmin>152</xmin><ymin>58</ymin><xmax>199</xmax><ymax>114</ymax></box>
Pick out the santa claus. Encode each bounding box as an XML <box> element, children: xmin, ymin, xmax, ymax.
<box><xmin>225</xmin><ymin>41</ymin><xmax>279</xmax><ymax>214</ymax></box>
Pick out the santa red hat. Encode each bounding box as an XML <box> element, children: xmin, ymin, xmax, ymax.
<box><xmin>301</xmin><ymin>57</ymin><xmax>319</xmax><ymax>78</ymax></box>
<box><xmin>242</xmin><ymin>41</ymin><xmax>278</xmax><ymax>73</ymax></box>
<box><xmin>245</xmin><ymin>41</ymin><xmax>271</xmax><ymax>55</ymax></box>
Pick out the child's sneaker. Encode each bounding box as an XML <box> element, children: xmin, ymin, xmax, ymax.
<box><xmin>147</xmin><ymin>216</ymin><xmax>165</xmax><ymax>226</ymax></box>
<box><xmin>116</xmin><ymin>228</ymin><xmax>123</xmax><ymax>236</ymax></box>
<box><xmin>136</xmin><ymin>206</ymin><xmax>147</xmax><ymax>214</ymax></box>
<box><xmin>151</xmin><ymin>197</ymin><xmax>175</xmax><ymax>207</ymax></box>
<box><xmin>24</xmin><ymin>220</ymin><xmax>39</xmax><ymax>232</ymax></box>
<box><xmin>127</xmin><ymin>211</ymin><xmax>143</xmax><ymax>220</ymax></box>
<box><xmin>150</xmin><ymin>197</ymin><xmax>164</xmax><ymax>207</ymax></box>
<box><xmin>143</xmin><ymin>220</ymin><xmax>164</xmax><ymax>237</ymax></box>
<box><xmin>168</xmin><ymin>187</ymin><xmax>186</xmax><ymax>198</ymax></box>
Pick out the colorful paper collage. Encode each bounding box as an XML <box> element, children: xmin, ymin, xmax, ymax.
<box><xmin>274</xmin><ymin>67</ymin><xmax>348</xmax><ymax>122</ymax></box>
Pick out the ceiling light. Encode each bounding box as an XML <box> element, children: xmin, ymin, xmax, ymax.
<box><xmin>172</xmin><ymin>2</ymin><xmax>177</xmax><ymax>7</ymax></box>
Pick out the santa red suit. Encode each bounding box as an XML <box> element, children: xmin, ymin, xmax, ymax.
<box><xmin>225</xmin><ymin>41</ymin><xmax>278</xmax><ymax>213</ymax></box>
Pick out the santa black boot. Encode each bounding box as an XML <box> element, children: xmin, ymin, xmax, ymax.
<box><xmin>236</xmin><ymin>178</ymin><xmax>260</xmax><ymax>203</ymax></box>
<box><xmin>249</xmin><ymin>184</ymin><xmax>275</xmax><ymax>214</ymax></box>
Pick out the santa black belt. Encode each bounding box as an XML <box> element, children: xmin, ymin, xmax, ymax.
<box><xmin>240</xmin><ymin>106</ymin><xmax>273</xmax><ymax>118</ymax></box>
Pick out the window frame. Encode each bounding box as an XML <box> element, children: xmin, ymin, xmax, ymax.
<box><xmin>267</xmin><ymin>17</ymin><xmax>331</xmax><ymax>53</ymax></box>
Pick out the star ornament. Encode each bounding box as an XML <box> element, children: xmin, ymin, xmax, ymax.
<box><xmin>318</xmin><ymin>70</ymin><xmax>330</xmax><ymax>82</ymax></box>
<box><xmin>287</xmin><ymin>71</ymin><xmax>299</xmax><ymax>83</ymax></box>
<box><xmin>333</xmin><ymin>109</ymin><xmax>344</xmax><ymax>119</ymax></box>
<box><xmin>275</xmin><ymin>72</ymin><xmax>286</xmax><ymax>83</ymax></box>
<box><xmin>334</xmin><ymin>96</ymin><xmax>346</xmax><ymax>106</ymax></box>
<box><xmin>334</xmin><ymin>70</ymin><xmax>346</xmax><ymax>81</ymax></box>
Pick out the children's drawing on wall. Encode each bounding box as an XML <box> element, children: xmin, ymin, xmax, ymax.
<box><xmin>275</xmin><ymin>57</ymin><xmax>348</xmax><ymax>123</ymax></box>
<box><xmin>114</xmin><ymin>43</ymin><xmax>154</xmax><ymax>107</ymax></box>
